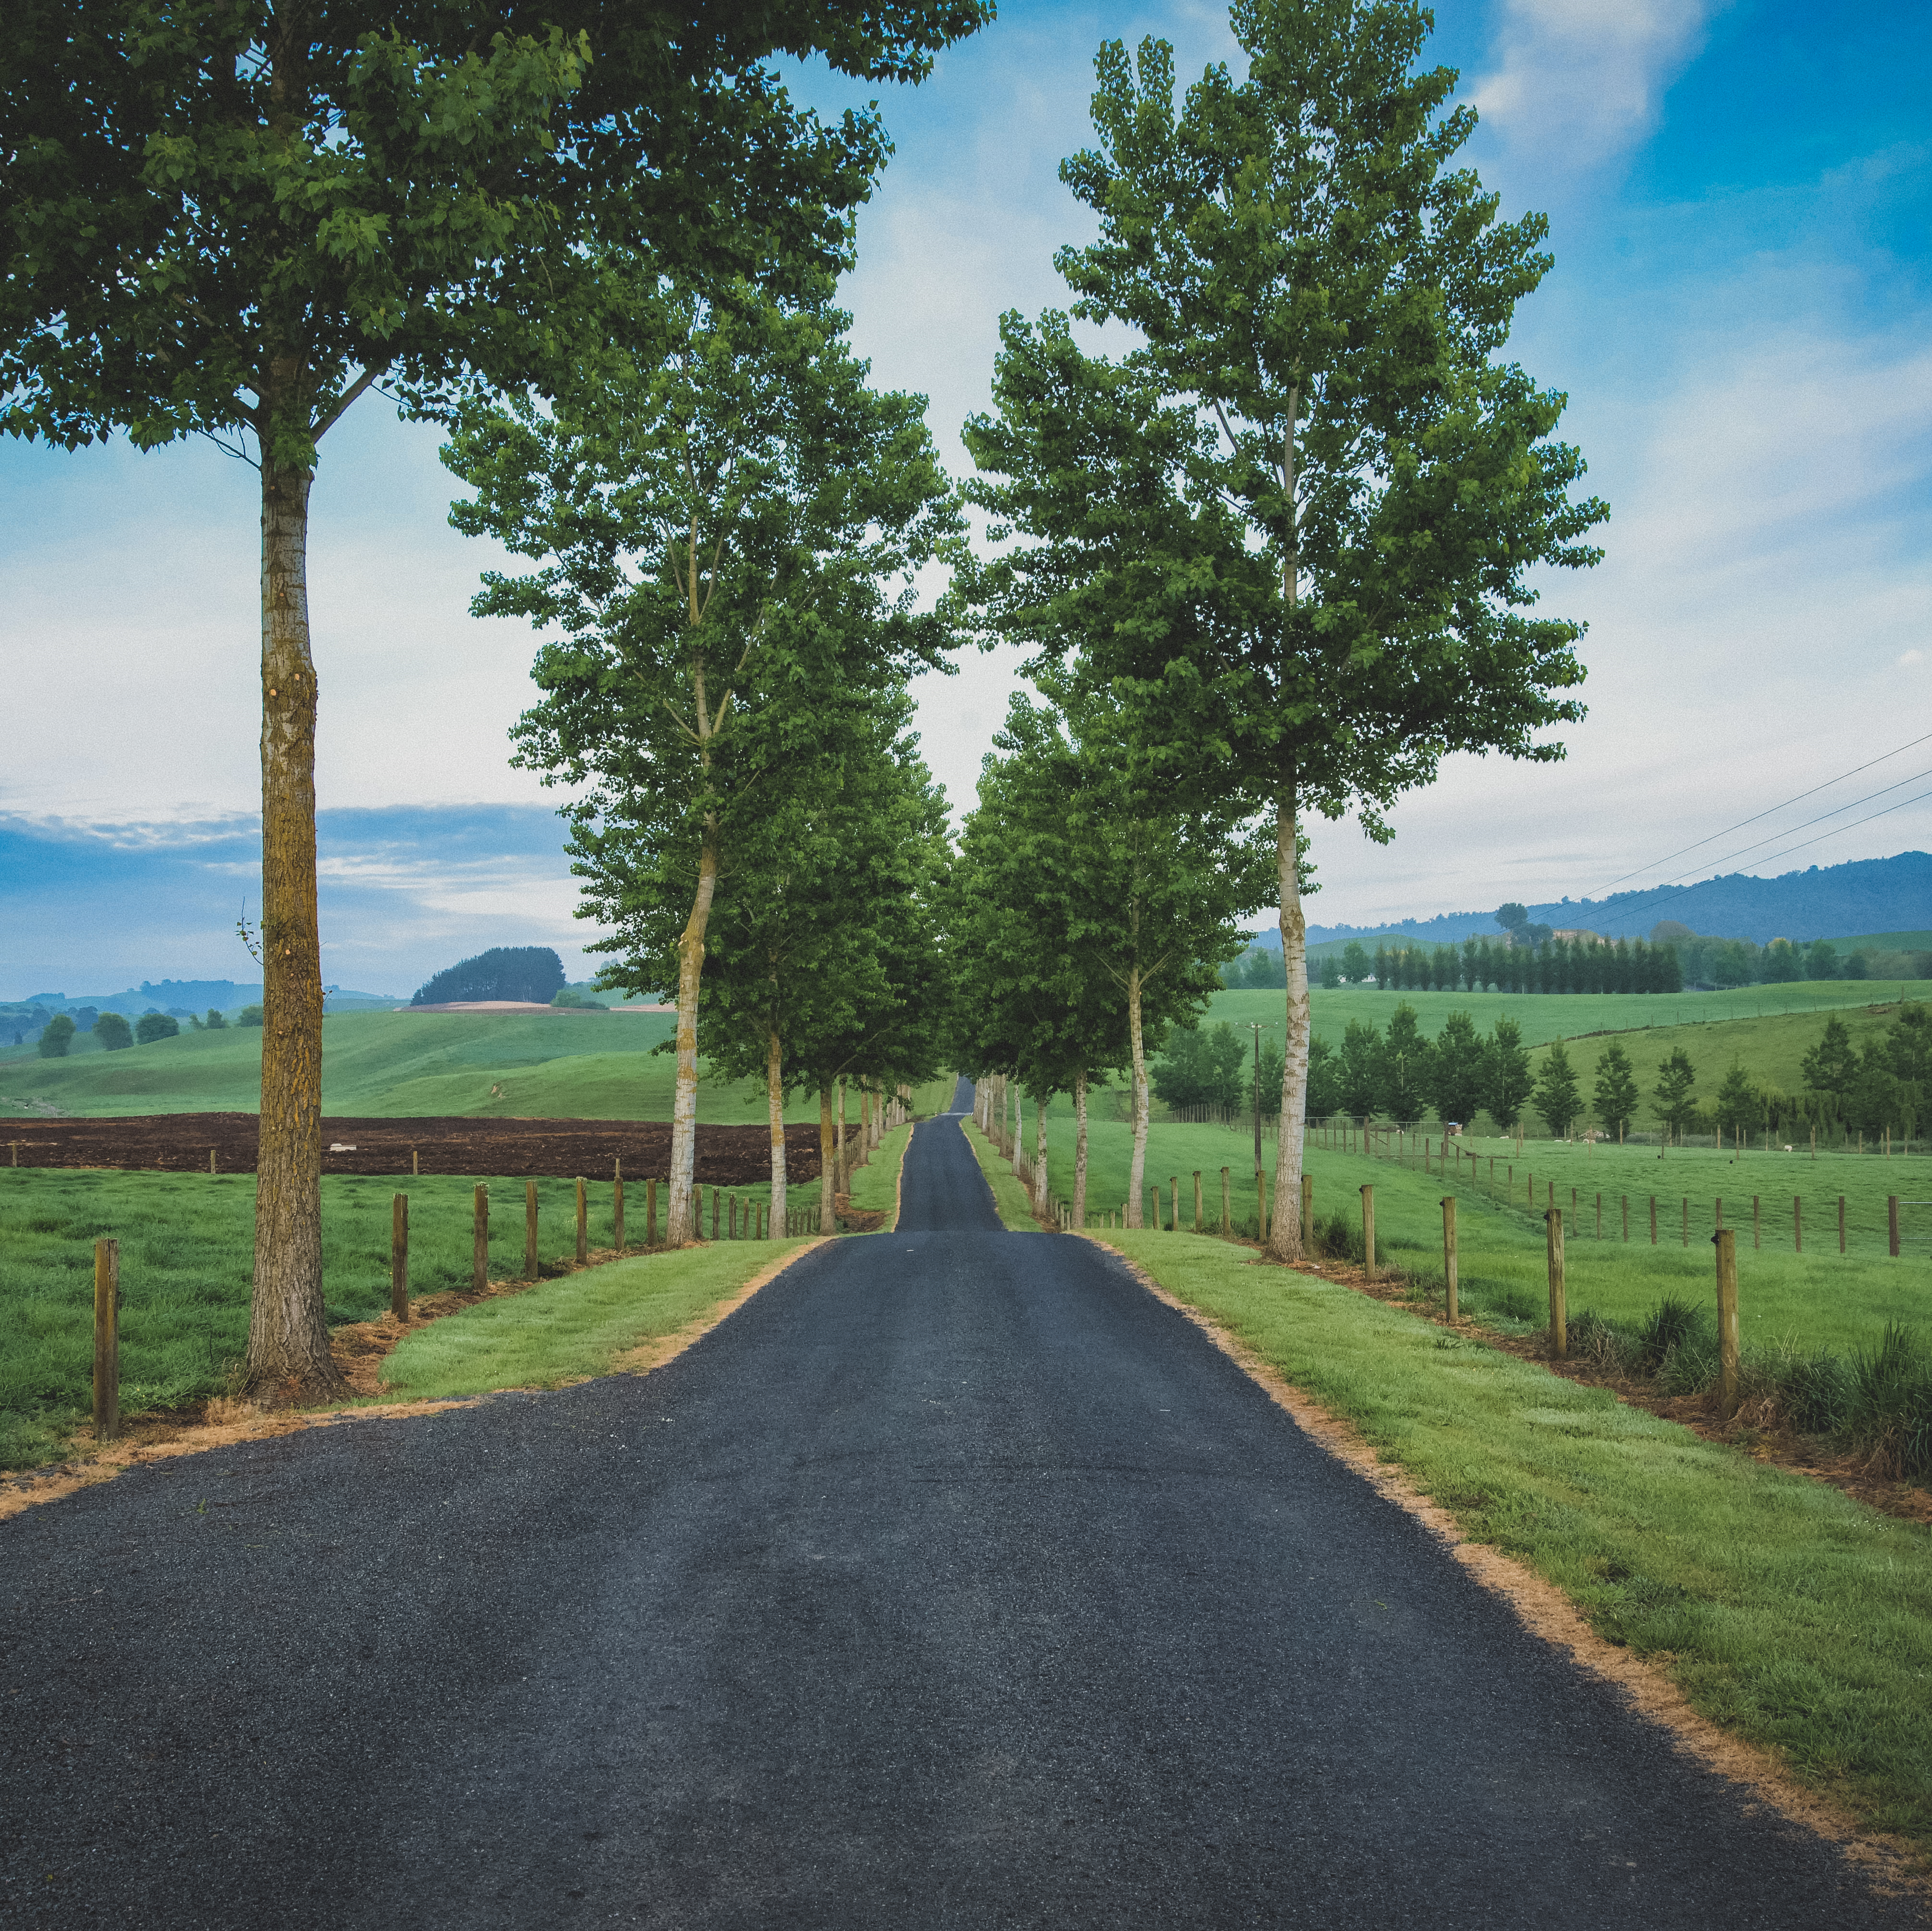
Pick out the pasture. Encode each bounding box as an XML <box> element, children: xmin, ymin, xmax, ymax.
<box><xmin>1011</xmin><ymin>1112</ymin><xmax>1931</xmax><ymax>1357</ymax></box>
<box><xmin>0</xmin><ymin>1118</ymin><xmax>921</xmax><ymax>1470</ymax></box>
<box><xmin>0</xmin><ymin>1010</ymin><xmax>953</xmax><ymax>1126</ymax></box>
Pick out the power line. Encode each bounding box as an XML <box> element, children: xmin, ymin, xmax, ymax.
<box><xmin>1599</xmin><ymin>727</ymin><xmax>1932</xmax><ymax>890</ymax></box>
<box><xmin>1641</xmin><ymin>763</ymin><xmax>1932</xmax><ymax>891</ymax></box>
<box><xmin>1604</xmin><ymin>784</ymin><xmax>1932</xmax><ymax>931</ymax></box>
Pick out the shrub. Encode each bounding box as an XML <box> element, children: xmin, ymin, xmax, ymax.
<box><xmin>1633</xmin><ymin>1293</ymin><xmax>1710</xmax><ymax>1375</ymax></box>
<box><xmin>1314</xmin><ymin>1209</ymin><xmax>1363</xmax><ymax>1264</ymax></box>
<box><xmin>134</xmin><ymin>1011</ymin><xmax>180</xmax><ymax>1045</ymax></box>
<box><xmin>203</xmin><ymin>1007</ymin><xmax>228</xmax><ymax>1029</ymax></box>
<box><xmin>93</xmin><ymin>1011</ymin><xmax>133</xmax><ymax>1050</ymax></box>
<box><xmin>236</xmin><ymin>1005</ymin><xmax>264</xmax><ymax>1027</ymax></box>
<box><xmin>36</xmin><ymin>1014</ymin><xmax>76</xmax><ymax>1059</ymax></box>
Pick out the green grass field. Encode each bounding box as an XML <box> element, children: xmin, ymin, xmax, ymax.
<box><xmin>1205</xmin><ymin>978</ymin><xmax>1932</xmax><ymax>1057</ymax></box>
<box><xmin>1105</xmin><ymin>1229</ymin><xmax>1932</xmax><ymax>1845</ymax></box>
<box><xmin>0</xmin><ymin>1009</ymin><xmax>956</xmax><ymax>1125</ymax></box>
<box><xmin>0</xmin><ymin>1081</ymin><xmax>948</xmax><ymax>1470</ymax></box>
<box><xmin>996</xmin><ymin>1109</ymin><xmax>1931</xmax><ymax>1356</ymax></box>
<box><xmin>378</xmin><ymin>1238</ymin><xmax>814</xmax><ymax>1403</ymax></box>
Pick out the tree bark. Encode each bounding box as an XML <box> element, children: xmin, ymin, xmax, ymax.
<box><xmin>1267</xmin><ymin>385</ymin><xmax>1308</xmax><ymax>1261</ymax></box>
<box><xmin>1127</xmin><ymin>965</ymin><xmax>1148</xmax><ymax>1227</ymax></box>
<box><xmin>1269</xmin><ymin>787</ymin><xmax>1310</xmax><ymax>1260</ymax></box>
<box><xmin>836</xmin><ymin>1076</ymin><xmax>848</xmax><ymax>1195</ymax></box>
<box><xmin>666</xmin><ymin>825</ymin><xmax>717</xmax><ymax>1245</ymax></box>
<box><xmin>766</xmin><ymin>1020</ymin><xmax>786</xmax><ymax>1230</ymax></box>
<box><xmin>1032</xmin><ymin>1090</ymin><xmax>1050</xmax><ymax>1217</ymax></box>
<box><xmin>818</xmin><ymin>1085</ymin><xmax>836</xmax><ymax>1230</ymax></box>
<box><xmin>1073</xmin><ymin>1069</ymin><xmax>1089</xmax><ymax>1229</ymax></box>
<box><xmin>245</xmin><ymin>452</ymin><xmax>346</xmax><ymax>1402</ymax></box>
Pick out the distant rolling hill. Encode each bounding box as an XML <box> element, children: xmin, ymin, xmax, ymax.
<box><xmin>1247</xmin><ymin>851</ymin><xmax>1931</xmax><ymax>952</ymax></box>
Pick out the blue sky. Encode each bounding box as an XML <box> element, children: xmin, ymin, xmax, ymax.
<box><xmin>2</xmin><ymin>0</ymin><xmax>1927</xmax><ymax>998</ymax></box>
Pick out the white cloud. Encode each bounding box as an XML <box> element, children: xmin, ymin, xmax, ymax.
<box><xmin>1469</xmin><ymin>0</ymin><xmax>1722</xmax><ymax>168</ymax></box>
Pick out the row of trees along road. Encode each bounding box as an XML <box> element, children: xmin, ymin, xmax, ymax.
<box><xmin>948</xmin><ymin>689</ymin><xmax>1274</xmax><ymax>1227</ymax></box>
<box><xmin>446</xmin><ymin>264</ymin><xmax>964</xmax><ymax>1245</ymax></box>
<box><xmin>0</xmin><ymin>1</ymin><xmax>993</xmax><ymax>1398</ymax></box>
<box><xmin>952</xmin><ymin>2</ymin><xmax>1605</xmax><ymax>1257</ymax></box>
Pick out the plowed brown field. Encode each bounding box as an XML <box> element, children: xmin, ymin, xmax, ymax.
<box><xmin>0</xmin><ymin>1115</ymin><xmax>821</xmax><ymax>1183</ymax></box>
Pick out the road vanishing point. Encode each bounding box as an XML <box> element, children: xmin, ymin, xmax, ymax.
<box><xmin>0</xmin><ymin>1080</ymin><xmax>1916</xmax><ymax>1927</ymax></box>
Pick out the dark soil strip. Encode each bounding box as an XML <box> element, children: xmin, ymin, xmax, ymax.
<box><xmin>0</xmin><ymin>1115</ymin><xmax>822</xmax><ymax>1184</ymax></box>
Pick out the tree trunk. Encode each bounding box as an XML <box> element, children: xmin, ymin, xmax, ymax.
<box><xmin>1032</xmin><ymin>1090</ymin><xmax>1050</xmax><ymax>1217</ymax></box>
<box><xmin>1011</xmin><ymin>1086</ymin><xmax>1025</xmax><ymax>1181</ymax></box>
<box><xmin>836</xmin><ymin>1077</ymin><xmax>848</xmax><ymax>1196</ymax></box>
<box><xmin>818</xmin><ymin>1085</ymin><xmax>836</xmax><ymax>1230</ymax></box>
<box><xmin>1269</xmin><ymin>788</ymin><xmax>1310</xmax><ymax>1260</ymax></box>
<box><xmin>1073</xmin><ymin>1069</ymin><xmax>1089</xmax><ymax>1229</ymax></box>
<box><xmin>766</xmin><ymin>1020</ymin><xmax>786</xmax><ymax>1231</ymax></box>
<box><xmin>1267</xmin><ymin>388</ymin><xmax>1309</xmax><ymax>1262</ymax></box>
<box><xmin>244</xmin><ymin>453</ymin><xmax>346</xmax><ymax>1402</ymax></box>
<box><xmin>666</xmin><ymin>827</ymin><xmax>717</xmax><ymax>1245</ymax></box>
<box><xmin>1127</xmin><ymin>965</ymin><xmax>1148</xmax><ymax>1227</ymax></box>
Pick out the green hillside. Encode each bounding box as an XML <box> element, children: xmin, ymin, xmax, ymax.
<box><xmin>0</xmin><ymin>1010</ymin><xmax>951</xmax><ymax>1124</ymax></box>
<box><xmin>1206</xmin><ymin>979</ymin><xmax>1932</xmax><ymax>1052</ymax></box>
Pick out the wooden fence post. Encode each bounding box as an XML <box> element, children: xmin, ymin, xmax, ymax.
<box><xmin>712</xmin><ymin>1188</ymin><xmax>720</xmax><ymax>1241</ymax></box>
<box><xmin>1360</xmin><ymin>1184</ymin><xmax>1375</xmax><ymax>1279</ymax></box>
<box><xmin>1546</xmin><ymin>1205</ymin><xmax>1566</xmax><ymax>1360</ymax></box>
<box><xmin>1193</xmin><ymin>1171</ymin><xmax>1203</xmax><ymax>1232</ymax></box>
<box><xmin>647</xmin><ymin>1176</ymin><xmax>658</xmax><ymax>1248</ymax></box>
<box><xmin>575</xmin><ymin>1177</ymin><xmax>588</xmax><ymax>1263</ymax></box>
<box><xmin>1301</xmin><ymin>1173</ymin><xmax>1314</xmax><ymax>1254</ymax></box>
<box><xmin>614</xmin><ymin>1175</ymin><xmax>625</xmax><ymax>1254</ymax></box>
<box><xmin>209</xmin><ymin>1147</ymin><xmax>217</xmax><ymax>1174</ymax></box>
<box><xmin>1891</xmin><ymin>1195</ymin><xmax>1901</xmax><ymax>1258</ymax></box>
<box><xmin>1649</xmin><ymin>1194</ymin><xmax>1657</xmax><ymax>1244</ymax></box>
<box><xmin>1171</xmin><ymin>1177</ymin><xmax>1180</xmax><ymax>1232</ymax></box>
<box><xmin>473</xmin><ymin>1183</ymin><xmax>488</xmax><ymax>1292</ymax></box>
<box><xmin>93</xmin><ymin>1238</ymin><xmax>119</xmax><ymax>1442</ymax></box>
<box><xmin>412</xmin><ymin>1148</ymin><xmax>419</xmax><ymax>1176</ymax></box>
<box><xmin>1793</xmin><ymin>1195</ymin><xmax>1802</xmax><ymax>1253</ymax></box>
<box><xmin>1839</xmin><ymin>1195</ymin><xmax>1846</xmax><ymax>1254</ymax></box>
<box><xmin>1441</xmin><ymin>1196</ymin><xmax>1458</xmax><ymax>1322</ymax></box>
<box><xmin>391</xmin><ymin>1192</ymin><xmax>410</xmax><ymax>1323</ymax></box>
<box><xmin>1714</xmin><ymin>1227</ymin><xmax>1739</xmax><ymax>1420</ymax></box>
<box><xmin>525</xmin><ymin>1180</ymin><xmax>539</xmax><ymax>1280</ymax></box>
<box><xmin>1258</xmin><ymin>1169</ymin><xmax>1270</xmax><ymax>1243</ymax></box>
<box><xmin>1681</xmin><ymin>1196</ymin><xmax>1689</xmax><ymax>1247</ymax></box>
<box><xmin>1753</xmin><ymin>1195</ymin><xmax>1760</xmax><ymax>1250</ymax></box>
<box><xmin>1221</xmin><ymin>1167</ymin><xmax>1231</xmax><ymax>1235</ymax></box>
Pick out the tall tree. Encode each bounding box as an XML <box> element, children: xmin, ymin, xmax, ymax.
<box><xmin>1592</xmin><ymin>1041</ymin><xmax>1639</xmax><ymax>1141</ymax></box>
<box><xmin>453</xmin><ymin>275</ymin><xmax>962</xmax><ymax>1244</ymax></box>
<box><xmin>960</xmin><ymin>1</ymin><xmax>1605</xmax><ymax>1262</ymax></box>
<box><xmin>1653</xmin><ymin>1049</ymin><xmax>1698</xmax><ymax>1148</ymax></box>
<box><xmin>951</xmin><ymin>691</ymin><xmax>1267</xmax><ymax>1226</ymax></box>
<box><xmin>1429</xmin><ymin>1010</ymin><xmax>1485</xmax><ymax>1127</ymax></box>
<box><xmin>1532</xmin><ymin>1039</ymin><xmax>1582</xmax><ymax>1139</ymax></box>
<box><xmin>0</xmin><ymin>0</ymin><xmax>987</xmax><ymax>1396</ymax></box>
<box><xmin>1482</xmin><ymin>1017</ymin><xmax>1533</xmax><ymax>1134</ymax></box>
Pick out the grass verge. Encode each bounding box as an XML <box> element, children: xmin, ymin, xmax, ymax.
<box><xmin>1099</xmin><ymin>1228</ymin><xmax>1932</xmax><ymax>1846</ymax></box>
<box><xmin>378</xmin><ymin>1238</ymin><xmax>816</xmax><ymax>1401</ymax></box>
<box><xmin>843</xmin><ymin>1121</ymin><xmax>915</xmax><ymax>1226</ymax></box>
<box><xmin>962</xmin><ymin>1117</ymin><xmax>1045</xmax><ymax>1231</ymax></box>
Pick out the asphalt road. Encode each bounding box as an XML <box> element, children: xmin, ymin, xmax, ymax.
<box><xmin>0</xmin><ymin>1078</ymin><xmax>1914</xmax><ymax>1928</ymax></box>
